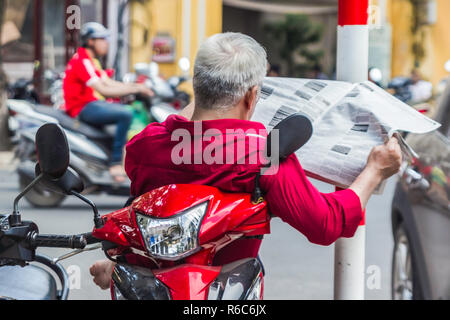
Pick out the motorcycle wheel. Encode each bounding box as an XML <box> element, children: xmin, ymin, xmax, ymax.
<box><xmin>19</xmin><ymin>173</ymin><xmax>66</xmax><ymax>208</ymax></box>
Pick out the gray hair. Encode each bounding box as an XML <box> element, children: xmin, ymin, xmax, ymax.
<box><xmin>193</xmin><ymin>32</ymin><xmax>268</xmax><ymax>110</ymax></box>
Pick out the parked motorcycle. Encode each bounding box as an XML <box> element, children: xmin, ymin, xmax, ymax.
<box><xmin>44</xmin><ymin>70</ymin><xmax>65</xmax><ymax>110</ymax></box>
<box><xmin>373</xmin><ymin>69</ymin><xmax>434</xmax><ymax>115</ymax></box>
<box><xmin>387</xmin><ymin>76</ymin><xmax>414</xmax><ymax>103</ymax></box>
<box><xmin>0</xmin><ymin>115</ymin><xmax>312</xmax><ymax>300</ymax></box>
<box><xmin>7</xmin><ymin>78</ymin><xmax>40</xmax><ymax>104</ymax></box>
<box><xmin>7</xmin><ymin>69</ymin><xmax>65</xmax><ymax>108</ymax></box>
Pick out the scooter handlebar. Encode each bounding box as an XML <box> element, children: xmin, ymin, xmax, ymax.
<box><xmin>30</xmin><ymin>233</ymin><xmax>87</xmax><ymax>249</ymax></box>
<box><xmin>78</xmin><ymin>232</ymin><xmax>102</xmax><ymax>245</ymax></box>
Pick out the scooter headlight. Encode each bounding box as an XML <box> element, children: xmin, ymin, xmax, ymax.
<box><xmin>136</xmin><ymin>202</ymin><xmax>208</xmax><ymax>260</ymax></box>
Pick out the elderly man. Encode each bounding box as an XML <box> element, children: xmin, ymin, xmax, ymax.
<box><xmin>90</xmin><ymin>32</ymin><xmax>402</xmax><ymax>289</ymax></box>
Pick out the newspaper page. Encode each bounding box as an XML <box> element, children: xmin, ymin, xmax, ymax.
<box><xmin>251</xmin><ymin>77</ymin><xmax>441</xmax><ymax>189</ymax></box>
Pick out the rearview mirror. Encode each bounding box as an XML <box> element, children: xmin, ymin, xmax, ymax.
<box><xmin>35</xmin><ymin>123</ymin><xmax>70</xmax><ymax>179</ymax></box>
<box><xmin>266</xmin><ymin>114</ymin><xmax>313</xmax><ymax>160</ymax></box>
<box><xmin>35</xmin><ymin>164</ymin><xmax>84</xmax><ymax>195</ymax></box>
<box><xmin>251</xmin><ymin>114</ymin><xmax>313</xmax><ymax>205</ymax></box>
<box><xmin>10</xmin><ymin>123</ymin><xmax>70</xmax><ymax>223</ymax></box>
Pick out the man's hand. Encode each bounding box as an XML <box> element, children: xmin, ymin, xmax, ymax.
<box><xmin>89</xmin><ymin>259</ymin><xmax>116</xmax><ymax>290</ymax></box>
<box><xmin>134</xmin><ymin>83</ymin><xmax>154</xmax><ymax>97</ymax></box>
<box><xmin>366</xmin><ymin>137</ymin><xmax>403</xmax><ymax>180</ymax></box>
<box><xmin>350</xmin><ymin>137</ymin><xmax>402</xmax><ymax>209</ymax></box>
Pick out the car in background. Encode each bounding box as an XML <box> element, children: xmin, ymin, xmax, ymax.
<box><xmin>391</xmin><ymin>82</ymin><xmax>450</xmax><ymax>300</ymax></box>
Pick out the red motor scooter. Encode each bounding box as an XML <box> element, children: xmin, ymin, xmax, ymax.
<box><xmin>0</xmin><ymin>115</ymin><xmax>312</xmax><ymax>300</ymax></box>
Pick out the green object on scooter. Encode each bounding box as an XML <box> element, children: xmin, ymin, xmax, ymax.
<box><xmin>126</xmin><ymin>101</ymin><xmax>153</xmax><ymax>140</ymax></box>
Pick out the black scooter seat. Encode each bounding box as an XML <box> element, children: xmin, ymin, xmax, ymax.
<box><xmin>34</xmin><ymin>104</ymin><xmax>112</xmax><ymax>141</ymax></box>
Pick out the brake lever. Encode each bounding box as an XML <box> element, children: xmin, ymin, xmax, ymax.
<box><xmin>51</xmin><ymin>243</ymin><xmax>102</xmax><ymax>264</ymax></box>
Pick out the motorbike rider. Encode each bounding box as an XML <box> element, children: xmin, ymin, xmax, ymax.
<box><xmin>63</xmin><ymin>22</ymin><xmax>154</xmax><ymax>183</ymax></box>
<box><xmin>90</xmin><ymin>32</ymin><xmax>402</xmax><ymax>289</ymax></box>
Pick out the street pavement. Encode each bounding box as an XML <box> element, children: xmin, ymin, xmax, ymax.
<box><xmin>0</xmin><ymin>168</ymin><xmax>396</xmax><ymax>300</ymax></box>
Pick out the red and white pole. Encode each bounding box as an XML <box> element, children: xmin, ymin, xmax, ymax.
<box><xmin>334</xmin><ymin>0</ymin><xmax>369</xmax><ymax>300</ymax></box>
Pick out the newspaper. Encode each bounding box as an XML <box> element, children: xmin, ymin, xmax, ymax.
<box><xmin>251</xmin><ymin>77</ymin><xmax>441</xmax><ymax>190</ymax></box>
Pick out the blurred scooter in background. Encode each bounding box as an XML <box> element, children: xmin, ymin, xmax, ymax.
<box><xmin>122</xmin><ymin>57</ymin><xmax>191</xmax><ymax>129</ymax></box>
<box><xmin>6</xmin><ymin>58</ymin><xmax>191</xmax><ymax>208</ymax></box>
<box><xmin>386</xmin><ymin>69</ymin><xmax>435</xmax><ymax>116</ymax></box>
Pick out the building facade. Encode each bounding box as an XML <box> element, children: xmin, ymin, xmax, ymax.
<box><xmin>387</xmin><ymin>0</ymin><xmax>450</xmax><ymax>85</ymax></box>
<box><xmin>1</xmin><ymin>0</ymin><xmax>109</xmax><ymax>100</ymax></box>
<box><xmin>129</xmin><ymin>0</ymin><xmax>223</xmax><ymax>78</ymax></box>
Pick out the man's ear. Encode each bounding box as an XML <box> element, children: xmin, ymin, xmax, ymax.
<box><xmin>244</xmin><ymin>85</ymin><xmax>259</xmax><ymax>111</ymax></box>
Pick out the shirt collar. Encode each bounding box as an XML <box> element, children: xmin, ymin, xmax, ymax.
<box><xmin>77</xmin><ymin>47</ymin><xmax>98</xmax><ymax>64</ymax></box>
<box><xmin>77</xmin><ymin>47</ymin><xmax>89</xmax><ymax>59</ymax></box>
<box><xmin>165</xmin><ymin>115</ymin><xmax>267</xmax><ymax>135</ymax></box>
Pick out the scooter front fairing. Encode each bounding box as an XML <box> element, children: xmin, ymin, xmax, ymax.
<box><xmin>111</xmin><ymin>258</ymin><xmax>264</xmax><ymax>300</ymax></box>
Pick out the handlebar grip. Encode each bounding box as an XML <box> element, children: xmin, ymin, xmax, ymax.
<box><xmin>79</xmin><ymin>232</ymin><xmax>101</xmax><ymax>245</ymax></box>
<box><xmin>31</xmin><ymin>234</ymin><xmax>87</xmax><ymax>249</ymax></box>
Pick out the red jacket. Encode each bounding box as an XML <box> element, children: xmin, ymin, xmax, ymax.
<box><xmin>125</xmin><ymin>115</ymin><xmax>363</xmax><ymax>264</ymax></box>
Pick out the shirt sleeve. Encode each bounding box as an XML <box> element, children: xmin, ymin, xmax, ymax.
<box><xmin>76</xmin><ymin>58</ymin><xmax>101</xmax><ymax>87</ymax></box>
<box><xmin>260</xmin><ymin>154</ymin><xmax>363</xmax><ymax>246</ymax></box>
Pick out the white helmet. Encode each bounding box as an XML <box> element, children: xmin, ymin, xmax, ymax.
<box><xmin>81</xmin><ymin>22</ymin><xmax>110</xmax><ymax>44</ymax></box>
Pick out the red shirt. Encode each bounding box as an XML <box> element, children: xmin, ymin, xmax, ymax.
<box><xmin>125</xmin><ymin>115</ymin><xmax>363</xmax><ymax>264</ymax></box>
<box><xmin>63</xmin><ymin>47</ymin><xmax>105</xmax><ymax>117</ymax></box>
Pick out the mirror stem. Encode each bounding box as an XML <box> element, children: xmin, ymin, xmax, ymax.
<box><xmin>70</xmin><ymin>191</ymin><xmax>104</xmax><ymax>228</ymax></box>
<box><xmin>10</xmin><ymin>173</ymin><xmax>44</xmax><ymax>226</ymax></box>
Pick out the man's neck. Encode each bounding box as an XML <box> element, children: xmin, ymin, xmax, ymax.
<box><xmin>191</xmin><ymin>103</ymin><xmax>247</xmax><ymax>121</ymax></box>
<box><xmin>191</xmin><ymin>108</ymin><xmax>243</xmax><ymax>121</ymax></box>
